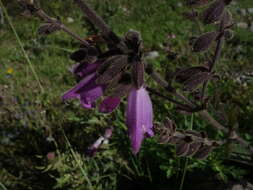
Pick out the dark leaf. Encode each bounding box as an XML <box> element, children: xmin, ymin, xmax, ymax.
<box><xmin>70</xmin><ymin>49</ymin><xmax>88</xmax><ymax>62</ymax></box>
<box><xmin>193</xmin><ymin>31</ymin><xmax>218</xmax><ymax>52</ymax></box>
<box><xmin>159</xmin><ymin>135</ymin><xmax>173</xmax><ymax>144</ymax></box>
<box><xmin>186</xmin><ymin>142</ymin><xmax>202</xmax><ymax>156</ymax></box>
<box><xmin>185</xmin><ymin>130</ymin><xmax>202</xmax><ymax>137</ymax></box>
<box><xmin>203</xmin><ymin>0</ymin><xmax>225</xmax><ymax>24</ymax></box>
<box><xmin>38</xmin><ymin>23</ymin><xmax>60</xmax><ymax>35</ymax></box>
<box><xmin>70</xmin><ymin>46</ymin><xmax>99</xmax><ymax>62</ymax></box>
<box><xmin>222</xmin><ymin>10</ymin><xmax>233</xmax><ymax>28</ymax></box>
<box><xmin>158</xmin><ymin>119</ymin><xmax>177</xmax><ymax>143</ymax></box>
<box><xmin>99</xmin><ymin>49</ymin><xmax>122</xmax><ymax>59</ymax></box>
<box><xmin>110</xmin><ymin>83</ymin><xmax>132</xmax><ymax>98</ymax></box>
<box><xmin>176</xmin><ymin>142</ymin><xmax>190</xmax><ymax>157</ymax></box>
<box><xmin>87</xmin><ymin>46</ymin><xmax>99</xmax><ymax>57</ymax></box>
<box><xmin>194</xmin><ymin>145</ymin><xmax>213</xmax><ymax>159</ymax></box>
<box><xmin>174</xmin><ymin>66</ymin><xmax>209</xmax><ymax>83</ymax></box>
<box><xmin>132</xmin><ymin>61</ymin><xmax>144</xmax><ymax>89</ymax></box>
<box><xmin>105</xmin><ymin>73</ymin><xmax>132</xmax><ymax>97</ymax></box>
<box><xmin>164</xmin><ymin>118</ymin><xmax>176</xmax><ymax>134</ymax></box>
<box><xmin>183</xmin><ymin>72</ymin><xmax>212</xmax><ymax>91</ymax></box>
<box><xmin>168</xmin><ymin>136</ymin><xmax>182</xmax><ymax>144</ymax></box>
<box><xmin>102</xmin><ymin>31</ymin><xmax>122</xmax><ymax>46</ymax></box>
<box><xmin>103</xmin><ymin>72</ymin><xmax>123</xmax><ymax>94</ymax></box>
<box><xmin>96</xmin><ymin>55</ymin><xmax>129</xmax><ymax>85</ymax></box>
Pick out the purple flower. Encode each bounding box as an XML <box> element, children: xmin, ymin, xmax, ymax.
<box><xmin>71</xmin><ymin>62</ymin><xmax>99</xmax><ymax>78</ymax></box>
<box><xmin>62</xmin><ymin>73</ymin><xmax>104</xmax><ymax>109</ymax></box>
<box><xmin>126</xmin><ymin>87</ymin><xmax>154</xmax><ymax>154</ymax></box>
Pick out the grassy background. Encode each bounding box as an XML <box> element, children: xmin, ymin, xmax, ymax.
<box><xmin>0</xmin><ymin>0</ymin><xmax>253</xmax><ymax>189</ymax></box>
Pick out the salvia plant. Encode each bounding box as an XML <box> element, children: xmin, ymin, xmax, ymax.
<box><xmin>17</xmin><ymin>0</ymin><xmax>253</xmax><ymax>158</ymax></box>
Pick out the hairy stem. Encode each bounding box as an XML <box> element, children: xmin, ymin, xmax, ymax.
<box><xmin>146</xmin><ymin>87</ymin><xmax>191</xmax><ymax>108</ymax></box>
<box><xmin>73</xmin><ymin>0</ymin><xmax>123</xmax><ymax>47</ymax></box>
<box><xmin>73</xmin><ymin>0</ymin><xmax>111</xmax><ymax>34</ymax></box>
<box><xmin>147</xmin><ymin>66</ymin><xmax>253</xmax><ymax>154</ymax></box>
<box><xmin>201</xmin><ymin>20</ymin><xmax>225</xmax><ymax>101</ymax></box>
<box><xmin>19</xmin><ymin>1</ymin><xmax>90</xmax><ymax>46</ymax></box>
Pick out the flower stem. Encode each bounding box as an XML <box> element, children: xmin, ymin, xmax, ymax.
<box><xmin>147</xmin><ymin>65</ymin><xmax>253</xmax><ymax>155</ymax></box>
<box><xmin>179</xmin><ymin>158</ymin><xmax>188</xmax><ymax>190</ymax></box>
<box><xmin>179</xmin><ymin>114</ymin><xmax>194</xmax><ymax>190</ymax></box>
<box><xmin>73</xmin><ymin>0</ymin><xmax>111</xmax><ymax>34</ymax></box>
<box><xmin>19</xmin><ymin>0</ymin><xmax>90</xmax><ymax>46</ymax></box>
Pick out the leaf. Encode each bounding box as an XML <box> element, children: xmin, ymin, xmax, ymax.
<box><xmin>157</xmin><ymin>118</ymin><xmax>177</xmax><ymax>143</ymax></box>
<box><xmin>96</xmin><ymin>55</ymin><xmax>129</xmax><ymax>85</ymax></box>
<box><xmin>193</xmin><ymin>31</ymin><xmax>218</xmax><ymax>52</ymax></box>
<box><xmin>222</xmin><ymin>10</ymin><xmax>233</xmax><ymax>28</ymax></box>
<box><xmin>194</xmin><ymin>145</ymin><xmax>213</xmax><ymax>159</ymax></box>
<box><xmin>183</xmin><ymin>72</ymin><xmax>213</xmax><ymax>91</ymax></box>
<box><xmin>185</xmin><ymin>142</ymin><xmax>202</xmax><ymax>156</ymax></box>
<box><xmin>174</xmin><ymin>66</ymin><xmax>209</xmax><ymax>83</ymax></box>
<box><xmin>164</xmin><ymin>118</ymin><xmax>176</xmax><ymax>134</ymax></box>
<box><xmin>110</xmin><ymin>83</ymin><xmax>132</xmax><ymax>98</ymax></box>
<box><xmin>70</xmin><ymin>46</ymin><xmax>99</xmax><ymax>62</ymax></box>
<box><xmin>176</xmin><ymin>142</ymin><xmax>190</xmax><ymax>157</ymax></box>
<box><xmin>38</xmin><ymin>23</ymin><xmax>60</xmax><ymax>35</ymax></box>
<box><xmin>202</xmin><ymin>0</ymin><xmax>225</xmax><ymax>24</ymax></box>
<box><xmin>70</xmin><ymin>48</ymin><xmax>88</xmax><ymax>62</ymax></box>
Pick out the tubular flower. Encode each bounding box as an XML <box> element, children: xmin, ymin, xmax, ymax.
<box><xmin>63</xmin><ymin>30</ymin><xmax>154</xmax><ymax>154</ymax></box>
<box><xmin>126</xmin><ymin>87</ymin><xmax>154</xmax><ymax>154</ymax></box>
<box><xmin>62</xmin><ymin>72</ymin><xmax>104</xmax><ymax>109</ymax></box>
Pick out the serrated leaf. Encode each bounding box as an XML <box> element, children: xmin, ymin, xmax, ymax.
<box><xmin>174</xmin><ymin>66</ymin><xmax>209</xmax><ymax>83</ymax></box>
<box><xmin>185</xmin><ymin>142</ymin><xmax>202</xmax><ymax>156</ymax></box>
<box><xmin>176</xmin><ymin>142</ymin><xmax>190</xmax><ymax>157</ymax></box>
<box><xmin>194</xmin><ymin>145</ymin><xmax>213</xmax><ymax>159</ymax></box>
<box><xmin>193</xmin><ymin>31</ymin><xmax>218</xmax><ymax>52</ymax></box>
<box><xmin>38</xmin><ymin>23</ymin><xmax>60</xmax><ymax>35</ymax></box>
<box><xmin>96</xmin><ymin>55</ymin><xmax>129</xmax><ymax>85</ymax></box>
<box><xmin>222</xmin><ymin>10</ymin><xmax>233</xmax><ymax>28</ymax></box>
<box><xmin>110</xmin><ymin>83</ymin><xmax>132</xmax><ymax>98</ymax></box>
<box><xmin>183</xmin><ymin>71</ymin><xmax>213</xmax><ymax>91</ymax></box>
<box><xmin>70</xmin><ymin>48</ymin><xmax>88</xmax><ymax>62</ymax></box>
<box><xmin>203</xmin><ymin>0</ymin><xmax>225</xmax><ymax>24</ymax></box>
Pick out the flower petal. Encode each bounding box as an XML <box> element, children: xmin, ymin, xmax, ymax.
<box><xmin>71</xmin><ymin>62</ymin><xmax>99</xmax><ymax>78</ymax></box>
<box><xmin>62</xmin><ymin>73</ymin><xmax>104</xmax><ymax>108</ymax></box>
<box><xmin>126</xmin><ymin>87</ymin><xmax>153</xmax><ymax>154</ymax></box>
<box><xmin>99</xmin><ymin>96</ymin><xmax>121</xmax><ymax>113</ymax></box>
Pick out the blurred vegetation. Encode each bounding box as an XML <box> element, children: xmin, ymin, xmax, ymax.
<box><xmin>0</xmin><ymin>0</ymin><xmax>253</xmax><ymax>189</ymax></box>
